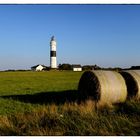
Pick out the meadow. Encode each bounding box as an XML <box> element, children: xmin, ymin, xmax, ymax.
<box><xmin>0</xmin><ymin>71</ymin><xmax>82</xmax><ymax>115</ymax></box>
<box><xmin>0</xmin><ymin>71</ymin><xmax>140</xmax><ymax>135</ymax></box>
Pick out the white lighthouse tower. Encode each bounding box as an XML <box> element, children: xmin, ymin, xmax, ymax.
<box><xmin>50</xmin><ymin>36</ymin><xmax>57</xmax><ymax>69</ymax></box>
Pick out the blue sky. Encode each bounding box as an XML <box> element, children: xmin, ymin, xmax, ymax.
<box><xmin>0</xmin><ymin>4</ymin><xmax>140</xmax><ymax>70</ymax></box>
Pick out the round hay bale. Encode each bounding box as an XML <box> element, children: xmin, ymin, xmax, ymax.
<box><xmin>78</xmin><ymin>70</ymin><xmax>127</xmax><ymax>105</ymax></box>
<box><xmin>120</xmin><ymin>70</ymin><xmax>140</xmax><ymax>99</ymax></box>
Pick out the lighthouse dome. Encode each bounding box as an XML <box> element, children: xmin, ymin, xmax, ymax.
<box><xmin>51</xmin><ymin>36</ymin><xmax>55</xmax><ymax>41</ymax></box>
<box><xmin>50</xmin><ymin>36</ymin><xmax>56</xmax><ymax>46</ymax></box>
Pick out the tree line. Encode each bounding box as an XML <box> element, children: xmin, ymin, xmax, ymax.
<box><xmin>58</xmin><ymin>64</ymin><xmax>101</xmax><ymax>70</ymax></box>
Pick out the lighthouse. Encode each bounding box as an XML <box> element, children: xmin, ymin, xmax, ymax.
<box><xmin>50</xmin><ymin>36</ymin><xmax>57</xmax><ymax>69</ymax></box>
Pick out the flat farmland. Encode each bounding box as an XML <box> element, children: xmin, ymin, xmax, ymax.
<box><xmin>0</xmin><ymin>71</ymin><xmax>139</xmax><ymax>136</ymax></box>
<box><xmin>0</xmin><ymin>71</ymin><xmax>83</xmax><ymax>115</ymax></box>
<box><xmin>0</xmin><ymin>71</ymin><xmax>83</xmax><ymax>95</ymax></box>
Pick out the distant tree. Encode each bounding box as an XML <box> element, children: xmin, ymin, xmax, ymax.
<box><xmin>43</xmin><ymin>66</ymin><xmax>50</xmax><ymax>71</ymax></box>
<box><xmin>102</xmin><ymin>67</ymin><xmax>122</xmax><ymax>72</ymax></box>
<box><xmin>82</xmin><ymin>65</ymin><xmax>101</xmax><ymax>71</ymax></box>
<box><xmin>82</xmin><ymin>65</ymin><xmax>92</xmax><ymax>70</ymax></box>
<box><xmin>94</xmin><ymin>64</ymin><xmax>101</xmax><ymax>70</ymax></box>
<box><xmin>58</xmin><ymin>64</ymin><xmax>72</xmax><ymax>70</ymax></box>
<box><xmin>130</xmin><ymin>66</ymin><xmax>140</xmax><ymax>70</ymax></box>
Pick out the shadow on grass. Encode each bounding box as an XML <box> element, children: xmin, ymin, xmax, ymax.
<box><xmin>0</xmin><ymin>90</ymin><xmax>79</xmax><ymax>105</ymax></box>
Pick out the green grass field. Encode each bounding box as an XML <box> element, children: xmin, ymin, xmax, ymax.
<box><xmin>0</xmin><ymin>71</ymin><xmax>82</xmax><ymax>115</ymax></box>
<box><xmin>0</xmin><ymin>71</ymin><xmax>140</xmax><ymax>136</ymax></box>
<box><xmin>0</xmin><ymin>71</ymin><xmax>82</xmax><ymax>95</ymax></box>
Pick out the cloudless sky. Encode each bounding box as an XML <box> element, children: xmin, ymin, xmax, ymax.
<box><xmin>0</xmin><ymin>4</ymin><xmax>140</xmax><ymax>70</ymax></box>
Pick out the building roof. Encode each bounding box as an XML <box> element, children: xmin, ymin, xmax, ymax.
<box><xmin>72</xmin><ymin>64</ymin><xmax>82</xmax><ymax>68</ymax></box>
<box><xmin>31</xmin><ymin>64</ymin><xmax>47</xmax><ymax>69</ymax></box>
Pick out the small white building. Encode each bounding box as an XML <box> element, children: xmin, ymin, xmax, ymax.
<box><xmin>72</xmin><ymin>65</ymin><xmax>82</xmax><ymax>72</ymax></box>
<box><xmin>31</xmin><ymin>64</ymin><xmax>47</xmax><ymax>71</ymax></box>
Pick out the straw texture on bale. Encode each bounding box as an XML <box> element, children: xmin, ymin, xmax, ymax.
<box><xmin>78</xmin><ymin>70</ymin><xmax>127</xmax><ymax>105</ymax></box>
<box><xmin>120</xmin><ymin>70</ymin><xmax>140</xmax><ymax>99</ymax></box>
